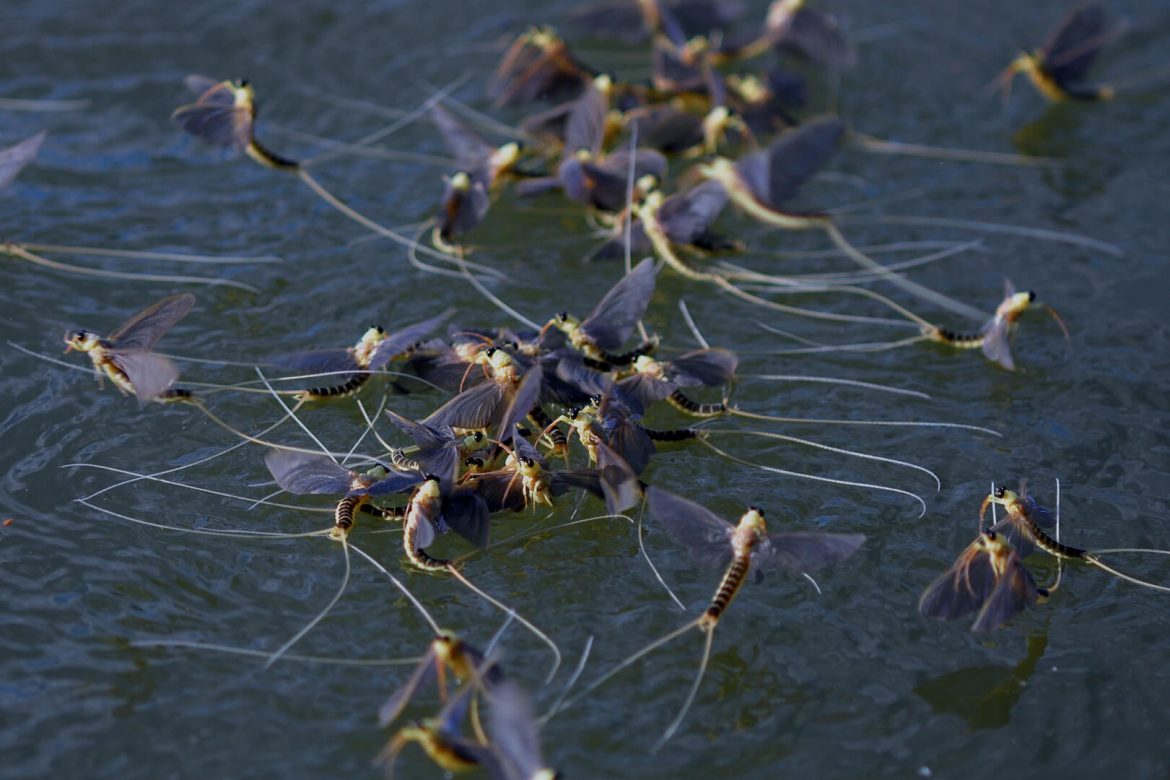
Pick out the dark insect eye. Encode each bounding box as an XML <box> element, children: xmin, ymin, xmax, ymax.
<box><xmin>1027</xmin><ymin>291</ymin><xmax>1037</xmax><ymax>302</ymax></box>
<box><xmin>522</xmin><ymin>457</ymin><xmax>534</xmax><ymax>467</ymax></box>
<box><xmin>239</xmin><ymin>78</ymin><xmax>250</xmax><ymax>88</ymax></box>
<box><xmin>994</xmin><ymin>486</ymin><xmax>1006</xmax><ymax>498</ymax></box>
<box><xmin>557</xmin><ymin>311</ymin><xmax>568</xmax><ymax>321</ymax></box>
<box><xmin>472</xmin><ymin>431</ymin><xmax>484</xmax><ymax>442</ymax></box>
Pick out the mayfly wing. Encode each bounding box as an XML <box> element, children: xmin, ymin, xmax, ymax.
<box><xmin>615</xmin><ymin>373</ymin><xmax>674</xmax><ymax>416</ymax></box>
<box><xmin>918</xmin><ymin>540</ymin><xmax>998</xmax><ymax>620</ymax></box>
<box><xmin>775</xmin><ymin>6</ymin><xmax>855</xmax><ymax>70</ymax></box>
<box><xmin>0</xmin><ymin>130</ymin><xmax>46</xmax><ymax>190</ymax></box>
<box><xmin>430</xmin><ymin>104</ymin><xmax>494</xmax><ymax>172</ymax></box>
<box><xmin>589</xmin><ymin>221</ymin><xmax>654</xmax><ymax>262</ymax></box>
<box><xmin>645</xmin><ymin>486</ymin><xmax>735</xmax><ymax>567</ymax></box>
<box><xmin>183</xmin><ymin>74</ymin><xmax>223</xmax><ymax>96</ymax></box>
<box><xmin>494</xmin><ymin>369</ymin><xmax>543</xmax><ymax>443</ymax></box>
<box><xmin>378</xmin><ymin>647</ymin><xmax>439</xmax><ymax>728</ymax></box>
<box><xmin>264</xmin><ymin>449</ymin><xmax>353</xmax><ymax>495</ymax></box>
<box><xmin>109</xmin><ymin>351</ymin><xmax>181</xmax><ymax>402</ymax></box>
<box><xmin>668</xmin><ymin>348</ymin><xmax>739</xmax><ymax>387</ymax></box>
<box><xmin>364</xmin><ymin>469</ymin><xmax>426</xmax><ymax>498</ymax></box>
<box><xmin>563</xmin><ymin>79</ymin><xmax>608</xmax><ymax>156</ymax></box>
<box><xmin>595</xmin><ymin>441</ymin><xmax>641</xmax><ymax>515</ymax></box>
<box><xmin>979</xmin><ymin>316</ymin><xmax>1016</xmax><ymax>371</ymax></box>
<box><xmin>1041</xmin><ymin>3</ymin><xmax>1107</xmax><ymax>83</ymax></box>
<box><xmin>657</xmin><ymin>180</ymin><xmax>730</xmax><ymax>245</ymax></box>
<box><xmin>487</xmin><ymin>680</ymin><xmax>550</xmax><ymax>780</ymax></box>
<box><xmin>368</xmin><ymin>310</ymin><xmax>455</xmax><ymax>370</ymax></box>
<box><xmin>970</xmin><ymin>557</ymin><xmax>1041</xmax><ymax>633</ymax></box>
<box><xmin>463</xmin><ymin>470</ymin><xmax>526</xmax><ymax>513</ymax></box>
<box><xmin>385</xmin><ymin>411</ymin><xmax>459</xmax><ymax>485</ymax></box>
<box><xmin>442</xmin><ymin>490</ymin><xmax>491</xmax><ymax>548</ymax></box>
<box><xmin>107</xmin><ymin>293</ymin><xmax>195</xmax><ymax>351</ymax></box>
<box><xmin>549</xmin><ymin>469</ymin><xmax>605</xmax><ymax>500</ymax></box>
<box><xmin>270</xmin><ymin>348</ymin><xmax>359</xmax><ymax>375</ymax></box>
<box><xmin>425</xmin><ymin>381</ymin><xmax>507</xmax><ymax>431</ymax></box>
<box><xmin>733</xmin><ymin>117</ymin><xmax>843</xmax><ymax>206</ymax></box>
<box><xmin>172</xmin><ymin>78</ymin><xmax>251</xmax><ymax>151</ymax></box>
<box><xmin>754</xmin><ymin>532</ymin><xmax>865</xmax><ymax>574</ymax></box>
<box><xmin>580</xmin><ymin>257</ymin><xmax>657</xmax><ymax>351</ymax></box>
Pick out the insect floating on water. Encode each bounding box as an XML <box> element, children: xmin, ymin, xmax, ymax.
<box><xmin>64</xmin><ymin>293</ymin><xmax>196</xmax><ymax>403</ymax></box>
<box><xmin>562</xmin><ymin>486</ymin><xmax>863</xmax><ymax>749</ymax></box>
<box><xmin>995</xmin><ymin>3</ymin><xmax>1122</xmax><ymax>103</ymax></box>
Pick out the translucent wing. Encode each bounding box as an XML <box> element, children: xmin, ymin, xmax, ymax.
<box><xmin>0</xmin><ymin>130</ymin><xmax>46</xmax><ymax>190</ymax></box>
<box><xmin>172</xmin><ymin>78</ymin><xmax>252</xmax><ymax>151</ymax></box>
<box><xmin>755</xmin><ymin>532</ymin><xmax>865</xmax><ymax>574</ymax></box>
<box><xmin>646</xmin><ymin>486</ymin><xmax>734</xmax><ymax>567</ymax></box>
<box><xmin>183</xmin><ymin>74</ymin><xmax>227</xmax><ymax>98</ymax></box>
<box><xmin>596</xmin><ymin>441</ymin><xmax>642</xmax><ymax>515</ymax></box>
<box><xmin>657</xmin><ymin>180</ymin><xmax>730</xmax><ymax>245</ymax></box>
<box><xmin>442</xmin><ymin>490</ymin><xmax>491</xmax><ymax>548</ymax></box>
<box><xmin>368</xmin><ymin>310</ymin><xmax>454</xmax><ymax>370</ymax></box>
<box><xmin>554</xmin><ymin>353</ymin><xmax>613</xmax><ymax>398</ymax></box>
<box><xmin>736</xmin><ymin>117</ymin><xmax>845</xmax><ymax>206</ymax></box>
<box><xmin>604</xmin><ymin>417</ymin><xmax>654</xmax><ymax>476</ymax></box>
<box><xmin>615</xmin><ymin>373</ymin><xmax>675</xmax><ymax>416</ymax></box>
<box><xmin>437</xmin><ymin>176</ymin><xmax>490</xmax><ymax>240</ymax></box>
<box><xmin>488</xmin><ymin>681</ymin><xmax>551</xmax><ymax>780</ymax></box>
<box><xmin>264</xmin><ymin>450</ymin><xmax>352</xmax><ymax>495</ymax></box>
<box><xmin>109</xmin><ymin>350</ymin><xmax>181</xmax><ymax>402</ymax></box>
<box><xmin>107</xmin><ymin>293</ymin><xmax>195</xmax><ymax>351</ymax></box>
<box><xmin>430</xmin><ymin>104</ymin><xmax>494</xmax><ymax>172</ymax></box>
<box><xmin>413</xmin><ymin>508</ymin><xmax>437</xmax><ymax>550</ymax></box>
<box><xmin>563</xmin><ymin>80</ymin><xmax>608</xmax><ymax>156</ymax></box>
<box><xmin>979</xmin><ymin>316</ymin><xmax>1016</xmax><ymax>371</ymax></box>
<box><xmin>271</xmin><ymin>348</ymin><xmax>359</xmax><ymax>375</ymax></box>
<box><xmin>580</xmin><ymin>257</ymin><xmax>657</xmax><ymax>351</ymax></box>
<box><xmin>918</xmin><ymin>542</ymin><xmax>999</xmax><ymax>620</ymax></box>
<box><xmin>385</xmin><ymin>411</ymin><xmax>459</xmax><ymax>486</ymax></box>
<box><xmin>550</xmin><ymin>469</ymin><xmax>605</xmax><ymax>500</ymax></box>
<box><xmin>970</xmin><ymin>559</ymin><xmax>1041</xmax><ymax>633</ymax></box>
<box><xmin>494</xmin><ymin>369</ymin><xmax>543</xmax><ymax>443</ymax></box>
<box><xmin>989</xmin><ymin>516</ymin><xmax>1036</xmax><ymax>560</ymax></box>
<box><xmin>589</xmin><ymin>221</ymin><xmax>654</xmax><ymax>261</ymax></box>
<box><xmin>773</xmin><ymin>7</ymin><xmax>855</xmax><ymax>69</ymax></box>
<box><xmin>462</xmin><ymin>470</ymin><xmax>526</xmax><ymax>513</ymax></box>
<box><xmin>668</xmin><ymin>348</ymin><xmax>738</xmax><ymax>386</ymax></box>
<box><xmin>1041</xmin><ymin>3</ymin><xmax>1107</xmax><ymax>84</ymax></box>
<box><xmin>425</xmin><ymin>381</ymin><xmax>506</xmax><ymax>431</ymax></box>
<box><xmin>377</xmin><ymin>649</ymin><xmax>438</xmax><ymax>728</ymax></box>
<box><xmin>364</xmin><ymin>470</ymin><xmax>425</xmax><ymax>497</ymax></box>
<box><xmin>628</xmin><ymin>105</ymin><xmax>704</xmax><ymax>154</ymax></box>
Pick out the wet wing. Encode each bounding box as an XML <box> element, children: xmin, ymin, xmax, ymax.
<box><xmin>656</xmin><ymin>180</ymin><xmax>730</xmax><ymax>245</ymax></box>
<box><xmin>425</xmin><ymin>381</ymin><xmax>507</xmax><ymax>431</ymax></box>
<box><xmin>918</xmin><ymin>544</ymin><xmax>998</xmax><ymax>620</ymax></box>
<box><xmin>264</xmin><ymin>449</ymin><xmax>353</xmax><ymax>495</ymax></box>
<box><xmin>1041</xmin><ymin>3</ymin><xmax>1107</xmax><ymax>85</ymax></box>
<box><xmin>368</xmin><ymin>311</ymin><xmax>454</xmax><ymax>371</ymax></box>
<box><xmin>109</xmin><ymin>350</ymin><xmax>181</xmax><ymax>402</ymax></box>
<box><xmin>979</xmin><ymin>316</ymin><xmax>1016</xmax><ymax>371</ymax></box>
<box><xmin>736</xmin><ymin>117</ymin><xmax>845</xmax><ymax>206</ymax></box>
<box><xmin>646</xmin><ymin>486</ymin><xmax>734</xmax><ymax>567</ymax></box>
<box><xmin>970</xmin><ymin>560</ymin><xmax>1041</xmax><ymax>633</ymax></box>
<box><xmin>172</xmin><ymin>79</ymin><xmax>251</xmax><ymax>151</ymax></box>
<box><xmin>431</xmin><ymin>104</ymin><xmax>494</xmax><ymax>173</ymax></box>
<box><xmin>755</xmin><ymin>532</ymin><xmax>865</xmax><ymax>574</ymax></box>
<box><xmin>668</xmin><ymin>347</ymin><xmax>738</xmax><ymax>386</ymax></box>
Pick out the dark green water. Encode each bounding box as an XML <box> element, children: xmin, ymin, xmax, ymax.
<box><xmin>4</xmin><ymin>1</ymin><xmax>1170</xmax><ymax>778</ymax></box>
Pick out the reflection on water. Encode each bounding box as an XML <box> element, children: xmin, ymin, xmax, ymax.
<box><xmin>915</xmin><ymin>631</ymin><xmax>1048</xmax><ymax>731</ymax></box>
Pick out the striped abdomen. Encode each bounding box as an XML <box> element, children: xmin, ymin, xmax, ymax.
<box><xmin>642</xmin><ymin>426</ymin><xmax>697</xmax><ymax>442</ymax></box>
<box><xmin>598</xmin><ymin>339</ymin><xmax>658</xmax><ymax>368</ymax></box>
<box><xmin>246</xmin><ymin>140</ymin><xmax>300</xmax><ymax>170</ymax></box>
<box><xmin>530</xmin><ymin>405</ymin><xmax>568</xmax><ymax>453</ymax></box>
<box><xmin>706</xmin><ymin>555</ymin><xmax>751</xmax><ymax>622</ymax></box>
<box><xmin>931</xmin><ymin>327</ymin><xmax>985</xmax><ymax>349</ymax></box>
<box><xmin>1020</xmin><ymin>513</ymin><xmax>1088</xmax><ymax>561</ymax></box>
<box><xmin>667</xmin><ymin>389</ymin><xmax>726</xmax><ymax>417</ymax></box>
<box><xmin>334</xmin><ymin>495</ymin><xmax>367</xmax><ymax>534</ymax></box>
<box><xmin>301</xmin><ymin>371</ymin><xmax>371</xmax><ymax>400</ymax></box>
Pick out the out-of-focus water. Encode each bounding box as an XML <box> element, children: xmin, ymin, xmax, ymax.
<box><xmin>3</xmin><ymin>1</ymin><xmax>1170</xmax><ymax>777</ymax></box>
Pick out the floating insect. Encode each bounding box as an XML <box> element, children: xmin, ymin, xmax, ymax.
<box><xmin>614</xmin><ymin>348</ymin><xmax>739</xmax><ymax>417</ymax></box>
<box><xmin>492</xmin><ymin>26</ymin><xmax>596</xmax><ymax>107</ymax></box>
<box><xmin>377</xmin><ymin>681</ymin><xmax>493</xmax><ymax>778</ymax></box>
<box><xmin>487</xmin><ymin>680</ymin><xmax>562</xmax><ymax>780</ymax></box>
<box><xmin>172</xmin><ymin>76</ymin><xmax>299</xmax><ymax>169</ymax></box>
<box><xmin>542</xmin><ymin>257</ymin><xmax>658</xmax><ymax>367</ymax></box>
<box><xmin>982</xmin><ymin>484</ymin><xmax>1170</xmax><ymax>592</ymax></box>
<box><xmin>996</xmin><ymin>3</ymin><xmax>1120</xmax><ymax>102</ymax></box>
<box><xmin>378</xmin><ymin>630</ymin><xmax>504</xmax><ymax>731</ymax></box>
<box><xmin>564</xmin><ymin>487</ymin><xmax>863</xmax><ymax>748</ymax></box>
<box><xmin>923</xmin><ymin>281</ymin><xmax>1068</xmax><ymax>371</ymax></box>
<box><xmin>918</xmin><ymin>529</ymin><xmax>1048</xmax><ymax>633</ymax></box>
<box><xmin>64</xmin><ymin>293</ymin><xmax>195</xmax><ymax>403</ymax></box>
<box><xmin>713</xmin><ymin>0</ymin><xmax>855</xmax><ymax>70</ymax></box>
<box><xmin>263</xmin><ymin>450</ymin><xmax>424</xmax><ymax>540</ymax></box>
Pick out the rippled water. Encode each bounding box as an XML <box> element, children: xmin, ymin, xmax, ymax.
<box><xmin>4</xmin><ymin>1</ymin><xmax>1170</xmax><ymax>778</ymax></box>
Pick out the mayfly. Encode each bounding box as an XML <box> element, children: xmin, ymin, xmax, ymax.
<box><xmin>263</xmin><ymin>449</ymin><xmax>424</xmax><ymax>540</ymax></box>
<box><xmin>982</xmin><ymin>484</ymin><xmax>1170</xmax><ymax>592</ymax></box>
<box><xmin>995</xmin><ymin>3</ymin><xmax>1121</xmax><ymax>102</ymax></box>
<box><xmin>542</xmin><ymin>257</ymin><xmax>658</xmax><ymax>367</ymax></box>
<box><xmin>492</xmin><ymin>26</ymin><xmax>596</xmax><ymax>107</ymax></box>
<box><xmin>64</xmin><ymin>293</ymin><xmax>195</xmax><ymax>403</ymax></box>
<box><xmin>919</xmin><ymin>529</ymin><xmax>1048</xmax><ymax>633</ymax></box>
<box><xmin>564</xmin><ymin>487</ymin><xmax>864</xmax><ymax>749</ymax></box>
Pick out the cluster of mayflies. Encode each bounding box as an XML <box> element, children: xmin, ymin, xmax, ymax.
<box><xmin>12</xmin><ymin>0</ymin><xmax>1169</xmax><ymax>775</ymax></box>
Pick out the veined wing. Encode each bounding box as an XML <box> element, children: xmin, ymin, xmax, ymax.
<box><xmin>107</xmin><ymin>293</ymin><xmax>195</xmax><ymax>351</ymax></box>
